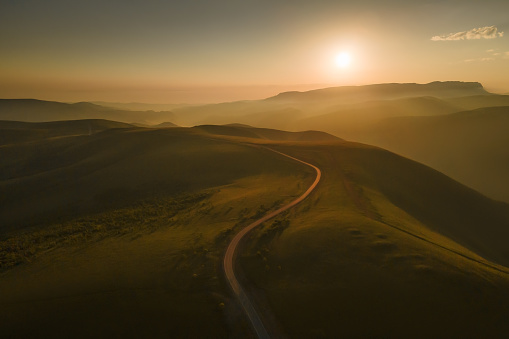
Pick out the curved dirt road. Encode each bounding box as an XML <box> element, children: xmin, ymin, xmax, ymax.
<box><xmin>223</xmin><ymin>148</ymin><xmax>321</xmax><ymax>339</ymax></box>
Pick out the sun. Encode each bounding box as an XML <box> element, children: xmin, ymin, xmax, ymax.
<box><xmin>335</xmin><ymin>52</ymin><xmax>352</xmax><ymax>68</ymax></box>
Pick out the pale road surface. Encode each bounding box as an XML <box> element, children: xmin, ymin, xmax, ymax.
<box><xmin>223</xmin><ymin>148</ymin><xmax>322</xmax><ymax>339</ymax></box>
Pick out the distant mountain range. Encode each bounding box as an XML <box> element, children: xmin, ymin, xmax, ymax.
<box><xmin>91</xmin><ymin>101</ymin><xmax>188</xmax><ymax>112</ymax></box>
<box><xmin>2</xmin><ymin>81</ymin><xmax>509</xmax><ymax>202</ymax></box>
<box><xmin>0</xmin><ymin>99</ymin><xmax>175</xmax><ymax>125</ymax></box>
<box><xmin>266</xmin><ymin>81</ymin><xmax>488</xmax><ymax>103</ymax></box>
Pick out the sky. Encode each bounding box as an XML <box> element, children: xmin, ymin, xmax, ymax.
<box><xmin>1</xmin><ymin>0</ymin><xmax>508</xmax><ymax>103</ymax></box>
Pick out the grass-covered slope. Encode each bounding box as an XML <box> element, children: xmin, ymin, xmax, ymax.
<box><xmin>0</xmin><ymin>125</ymin><xmax>321</xmax><ymax>233</ymax></box>
<box><xmin>0</xmin><ymin>124</ymin><xmax>317</xmax><ymax>338</ymax></box>
<box><xmin>1</xmin><ymin>122</ymin><xmax>509</xmax><ymax>338</ymax></box>
<box><xmin>240</xmin><ymin>141</ymin><xmax>509</xmax><ymax>338</ymax></box>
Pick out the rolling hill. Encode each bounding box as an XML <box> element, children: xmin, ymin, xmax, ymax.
<box><xmin>356</xmin><ymin>106</ymin><xmax>509</xmax><ymax>202</ymax></box>
<box><xmin>169</xmin><ymin>100</ymin><xmax>295</xmax><ymax>127</ymax></box>
<box><xmin>152</xmin><ymin>121</ymin><xmax>179</xmax><ymax>128</ymax></box>
<box><xmin>0</xmin><ymin>99</ymin><xmax>175</xmax><ymax>125</ymax></box>
<box><xmin>239</xmin><ymin>140</ymin><xmax>509</xmax><ymax>338</ymax></box>
<box><xmin>0</xmin><ymin>123</ymin><xmax>334</xmax><ymax>233</ymax></box>
<box><xmin>0</xmin><ymin>122</ymin><xmax>321</xmax><ymax>337</ymax></box>
<box><xmin>192</xmin><ymin>124</ymin><xmax>340</xmax><ymax>142</ymax></box>
<box><xmin>0</xmin><ymin>119</ymin><xmax>135</xmax><ymax>145</ymax></box>
<box><xmin>91</xmin><ymin>101</ymin><xmax>188</xmax><ymax>112</ymax></box>
<box><xmin>1</xmin><ymin>121</ymin><xmax>509</xmax><ymax>338</ymax></box>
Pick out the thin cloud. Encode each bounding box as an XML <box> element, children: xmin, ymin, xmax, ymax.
<box><xmin>462</xmin><ymin>48</ymin><xmax>506</xmax><ymax>63</ymax></box>
<box><xmin>463</xmin><ymin>57</ymin><xmax>495</xmax><ymax>63</ymax></box>
<box><xmin>487</xmin><ymin>49</ymin><xmax>502</xmax><ymax>56</ymax></box>
<box><xmin>432</xmin><ymin>26</ymin><xmax>504</xmax><ymax>41</ymax></box>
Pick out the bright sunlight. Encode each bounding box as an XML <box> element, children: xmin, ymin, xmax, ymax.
<box><xmin>335</xmin><ymin>52</ymin><xmax>352</xmax><ymax>68</ymax></box>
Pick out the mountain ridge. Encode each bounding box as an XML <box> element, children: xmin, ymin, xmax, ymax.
<box><xmin>267</xmin><ymin>81</ymin><xmax>488</xmax><ymax>102</ymax></box>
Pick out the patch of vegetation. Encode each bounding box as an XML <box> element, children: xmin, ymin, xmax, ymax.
<box><xmin>251</xmin><ymin>216</ymin><xmax>291</xmax><ymax>250</ymax></box>
<box><xmin>0</xmin><ymin>192</ymin><xmax>210</xmax><ymax>270</ymax></box>
<box><xmin>0</xmin><ymin>125</ymin><xmax>315</xmax><ymax>339</ymax></box>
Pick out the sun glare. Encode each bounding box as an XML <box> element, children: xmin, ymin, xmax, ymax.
<box><xmin>335</xmin><ymin>52</ymin><xmax>352</xmax><ymax>68</ymax></box>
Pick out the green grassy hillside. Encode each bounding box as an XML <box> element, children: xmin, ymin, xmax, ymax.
<box><xmin>240</xmin><ymin>141</ymin><xmax>509</xmax><ymax>338</ymax></box>
<box><xmin>0</xmin><ymin>124</ymin><xmax>318</xmax><ymax>338</ymax></box>
<box><xmin>1</xmin><ymin>122</ymin><xmax>508</xmax><ymax>338</ymax></box>
<box><xmin>0</xmin><ymin>124</ymin><xmax>326</xmax><ymax>233</ymax></box>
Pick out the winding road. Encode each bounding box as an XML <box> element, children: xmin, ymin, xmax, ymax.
<box><xmin>223</xmin><ymin>148</ymin><xmax>322</xmax><ymax>339</ymax></box>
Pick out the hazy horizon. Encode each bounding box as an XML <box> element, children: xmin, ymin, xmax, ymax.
<box><xmin>2</xmin><ymin>0</ymin><xmax>509</xmax><ymax>103</ymax></box>
<box><xmin>1</xmin><ymin>80</ymin><xmax>508</xmax><ymax>106</ymax></box>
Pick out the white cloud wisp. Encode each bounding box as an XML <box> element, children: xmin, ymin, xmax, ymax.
<box><xmin>432</xmin><ymin>26</ymin><xmax>504</xmax><ymax>41</ymax></box>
